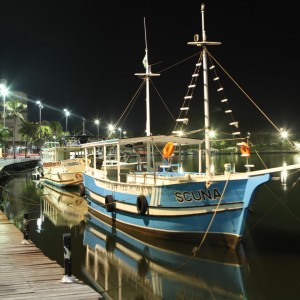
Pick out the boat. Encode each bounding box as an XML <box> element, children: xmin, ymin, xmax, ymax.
<box><xmin>39</xmin><ymin>140</ymin><xmax>90</xmax><ymax>188</ymax></box>
<box><xmin>82</xmin><ymin>213</ymin><xmax>252</xmax><ymax>299</ymax></box>
<box><xmin>79</xmin><ymin>4</ymin><xmax>300</xmax><ymax>249</ymax></box>
<box><xmin>101</xmin><ymin>153</ymin><xmax>145</xmax><ymax>171</ymax></box>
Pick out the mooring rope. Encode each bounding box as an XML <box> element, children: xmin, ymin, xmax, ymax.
<box><xmin>192</xmin><ymin>174</ymin><xmax>231</xmax><ymax>255</ymax></box>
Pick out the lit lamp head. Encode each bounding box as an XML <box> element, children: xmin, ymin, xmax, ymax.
<box><xmin>36</xmin><ymin>100</ymin><xmax>43</xmax><ymax>108</ymax></box>
<box><xmin>0</xmin><ymin>84</ymin><xmax>8</xmax><ymax>97</ymax></box>
<box><xmin>63</xmin><ymin>108</ymin><xmax>70</xmax><ymax>117</ymax></box>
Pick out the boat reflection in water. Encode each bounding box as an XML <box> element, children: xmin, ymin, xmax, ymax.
<box><xmin>40</xmin><ymin>183</ymin><xmax>87</xmax><ymax>226</ymax></box>
<box><xmin>82</xmin><ymin>214</ymin><xmax>252</xmax><ymax>299</ymax></box>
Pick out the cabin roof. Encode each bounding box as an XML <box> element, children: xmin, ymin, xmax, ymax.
<box><xmin>81</xmin><ymin>135</ymin><xmax>203</xmax><ymax>148</ymax></box>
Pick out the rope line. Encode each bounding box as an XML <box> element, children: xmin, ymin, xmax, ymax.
<box><xmin>193</xmin><ymin>174</ymin><xmax>231</xmax><ymax>255</ymax></box>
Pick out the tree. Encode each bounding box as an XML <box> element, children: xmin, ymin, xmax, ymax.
<box><xmin>49</xmin><ymin>121</ymin><xmax>63</xmax><ymax>140</ymax></box>
<box><xmin>19</xmin><ymin>121</ymin><xmax>38</xmax><ymax>157</ymax></box>
<box><xmin>36</xmin><ymin>125</ymin><xmax>53</xmax><ymax>149</ymax></box>
<box><xmin>19</xmin><ymin>121</ymin><xmax>53</xmax><ymax>152</ymax></box>
<box><xmin>0</xmin><ymin>125</ymin><xmax>10</xmax><ymax>158</ymax></box>
<box><xmin>5</xmin><ymin>99</ymin><xmax>27</xmax><ymax>159</ymax></box>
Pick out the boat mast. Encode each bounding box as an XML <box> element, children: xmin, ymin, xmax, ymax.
<box><xmin>188</xmin><ymin>4</ymin><xmax>221</xmax><ymax>177</ymax></box>
<box><xmin>135</xmin><ymin>18</ymin><xmax>160</xmax><ymax>170</ymax></box>
<box><xmin>144</xmin><ymin>48</ymin><xmax>151</xmax><ymax>137</ymax></box>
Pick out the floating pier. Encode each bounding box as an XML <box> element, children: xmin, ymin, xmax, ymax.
<box><xmin>0</xmin><ymin>211</ymin><xmax>102</xmax><ymax>299</ymax></box>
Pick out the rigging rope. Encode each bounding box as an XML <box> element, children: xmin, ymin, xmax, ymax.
<box><xmin>114</xmin><ymin>81</ymin><xmax>145</xmax><ymax>128</ymax></box>
<box><xmin>151</xmin><ymin>81</ymin><xmax>176</xmax><ymax>122</ymax></box>
<box><xmin>207</xmin><ymin>50</ymin><xmax>299</xmax><ymax>154</ymax></box>
<box><xmin>158</xmin><ymin>51</ymin><xmax>201</xmax><ymax>74</ymax></box>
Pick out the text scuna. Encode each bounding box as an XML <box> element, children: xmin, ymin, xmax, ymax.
<box><xmin>174</xmin><ymin>188</ymin><xmax>222</xmax><ymax>202</ymax></box>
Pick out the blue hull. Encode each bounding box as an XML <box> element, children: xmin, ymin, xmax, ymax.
<box><xmin>83</xmin><ymin>172</ymin><xmax>271</xmax><ymax>248</ymax></box>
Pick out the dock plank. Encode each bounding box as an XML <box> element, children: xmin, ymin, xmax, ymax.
<box><xmin>0</xmin><ymin>211</ymin><xmax>102</xmax><ymax>300</ymax></box>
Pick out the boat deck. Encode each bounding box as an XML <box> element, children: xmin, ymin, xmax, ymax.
<box><xmin>0</xmin><ymin>211</ymin><xmax>102</xmax><ymax>300</ymax></box>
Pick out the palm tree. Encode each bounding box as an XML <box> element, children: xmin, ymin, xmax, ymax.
<box><xmin>36</xmin><ymin>125</ymin><xmax>53</xmax><ymax>150</ymax></box>
<box><xmin>0</xmin><ymin>125</ymin><xmax>10</xmax><ymax>158</ymax></box>
<box><xmin>19</xmin><ymin>121</ymin><xmax>53</xmax><ymax>153</ymax></box>
<box><xmin>19</xmin><ymin>121</ymin><xmax>37</xmax><ymax>157</ymax></box>
<box><xmin>5</xmin><ymin>99</ymin><xmax>27</xmax><ymax>159</ymax></box>
<box><xmin>49</xmin><ymin>121</ymin><xmax>63</xmax><ymax>140</ymax></box>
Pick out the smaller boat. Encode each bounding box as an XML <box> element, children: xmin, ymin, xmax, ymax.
<box><xmin>102</xmin><ymin>153</ymin><xmax>145</xmax><ymax>171</ymax></box>
<box><xmin>39</xmin><ymin>140</ymin><xmax>90</xmax><ymax>188</ymax></box>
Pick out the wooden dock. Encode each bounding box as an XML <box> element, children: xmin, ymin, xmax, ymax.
<box><xmin>0</xmin><ymin>211</ymin><xmax>102</xmax><ymax>299</ymax></box>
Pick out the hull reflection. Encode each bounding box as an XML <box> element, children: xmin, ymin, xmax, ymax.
<box><xmin>41</xmin><ymin>183</ymin><xmax>87</xmax><ymax>226</ymax></box>
<box><xmin>82</xmin><ymin>214</ymin><xmax>251</xmax><ymax>299</ymax></box>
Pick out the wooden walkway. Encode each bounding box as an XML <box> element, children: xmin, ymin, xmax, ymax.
<box><xmin>0</xmin><ymin>211</ymin><xmax>102</xmax><ymax>300</ymax></box>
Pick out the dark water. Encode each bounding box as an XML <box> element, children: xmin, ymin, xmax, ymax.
<box><xmin>1</xmin><ymin>154</ymin><xmax>300</xmax><ymax>300</ymax></box>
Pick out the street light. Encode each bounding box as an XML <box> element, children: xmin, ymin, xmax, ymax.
<box><xmin>280</xmin><ymin>128</ymin><xmax>288</xmax><ymax>140</ymax></box>
<box><xmin>36</xmin><ymin>100</ymin><xmax>43</xmax><ymax>126</ymax></box>
<box><xmin>209</xmin><ymin>130</ymin><xmax>216</xmax><ymax>138</ymax></box>
<box><xmin>0</xmin><ymin>84</ymin><xmax>9</xmax><ymax>128</ymax></box>
<box><xmin>118</xmin><ymin>127</ymin><xmax>122</xmax><ymax>138</ymax></box>
<box><xmin>108</xmin><ymin>124</ymin><xmax>115</xmax><ymax>137</ymax></box>
<box><xmin>63</xmin><ymin>109</ymin><xmax>70</xmax><ymax>132</ymax></box>
<box><xmin>94</xmin><ymin>119</ymin><xmax>100</xmax><ymax>139</ymax></box>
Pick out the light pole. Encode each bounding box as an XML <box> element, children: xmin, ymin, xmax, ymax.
<box><xmin>63</xmin><ymin>109</ymin><xmax>70</xmax><ymax>132</ymax></box>
<box><xmin>108</xmin><ymin>124</ymin><xmax>115</xmax><ymax>137</ymax></box>
<box><xmin>118</xmin><ymin>127</ymin><xmax>122</xmax><ymax>138</ymax></box>
<box><xmin>94</xmin><ymin>119</ymin><xmax>100</xmax><ymax>139</ymax></box>
<box><xmin>0</xmin><ymin>84</ymin><xmax>9</xmax><ymax>128</ymax></box>
<box><xmin>36</xmin><ymin>100</ymin><xmax>43</xmax><ymax>126</ymax></box>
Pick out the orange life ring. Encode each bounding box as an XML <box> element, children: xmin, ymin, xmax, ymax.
<box><xmin>162</xmin><ymin>142</ymin><xmax>175</xmax><ymax>158</ymax></box>
<box><xmin>239</xmin><ymin>142</ymin><xmax>250</xmax><ymax>156</ymax></box>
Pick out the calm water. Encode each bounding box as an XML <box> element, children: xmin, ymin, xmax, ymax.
<box><xmin>1</xmin><ymin>153</ymin><xmax>300</xmax><ymax>300</ymax></box>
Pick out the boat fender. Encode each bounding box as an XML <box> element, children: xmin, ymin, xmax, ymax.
<box><xmin>37</xmin><ymin>166</ymin><xmax>44</xmax><ymax>177</ymax></box>
<box><xmin>162</xmin><ymin>142</ymin><xmax>175</xmax><ymax>158</ymax></box>
<box><xmin>32</xmin><ymin>174</ymin><xmax>40</xmax><ymax>180</ymax></box>
<box><xmin>137</xmin><ymin>195</ymin><xmax>148</xmax><ymax>215</ymax></box>
<box><xmin>105</xmin><ymin>195</ymin><xmax>115</xmax><ymax>212</ymax></box>
<box><xmin>78</xmin><ymin>183</ymin><xmax>85</xmax><ymax>197</ymax></box>
<box><xmin>239</xmin><ymin>142</ymin><xmax>250</xmax><ymax>156</ymax></box>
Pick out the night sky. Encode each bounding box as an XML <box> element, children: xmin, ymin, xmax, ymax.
<box><xmin>1</xmin><ymin>0</ymin><xmax>300</xmax><ymax>138</ymax></box>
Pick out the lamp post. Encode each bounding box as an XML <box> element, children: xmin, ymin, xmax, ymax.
<box><xmin>63</xmin><ymin>109</ymin><xmax>70</xmax><ymax>132</ymax></box>
<box><xmin>118</xmin><ymin>127</ymin><xmax>122</xmax><ymax>138</ymax></box>
<box><xmin>36</xmin><ymin>100</ymin><xmax>43</xmax><ymax>126</ymax></box>
<box><xmin>0</xmin><ymin>84</ymin><xmax>9</xmax><ymax>128</ymax></box>
<box><xmin>94</xmin><ymin>119</ymin><xmax>100</xmax><ymax>139</ymax></box>
<box><xmin>108</xmin><ymin>124</ymin><xmax>115</xmax><ymax>137</ymax></box>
